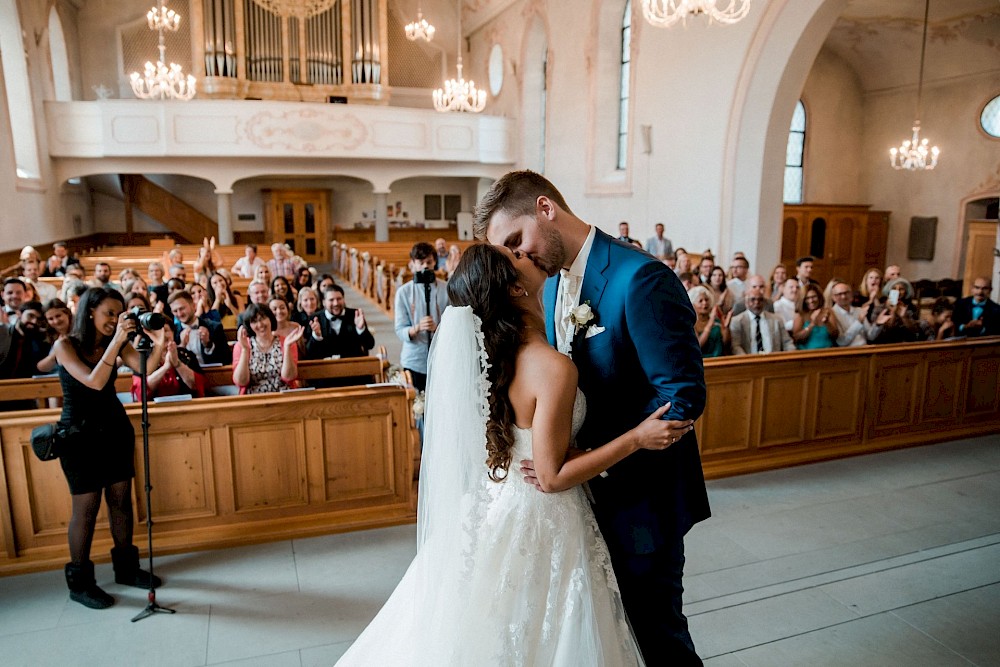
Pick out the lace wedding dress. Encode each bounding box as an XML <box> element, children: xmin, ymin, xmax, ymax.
<box><xmin>336</xmin><ymin>388</ymin><xmax>644</xmax><ymax>666</ymax></box>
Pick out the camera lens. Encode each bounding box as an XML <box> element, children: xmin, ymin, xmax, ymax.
<box><xmin>138</xmin><ymin>311</ymin><xmax>167</xmax><ymax>331</ymax></box>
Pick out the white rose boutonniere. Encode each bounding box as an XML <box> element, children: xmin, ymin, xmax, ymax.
<box><xmin>570</xmin><ymin>301</ymin><xmax>596</xmax><ymax>334</ymax></box>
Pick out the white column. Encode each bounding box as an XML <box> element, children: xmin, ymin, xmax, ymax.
<box><xmin>373</xmin><ymin>190</ymin><xmax>389</xmax><ymax>242</ymax></box>
<box><xmin>215</xmin><ymin>189</ymin><xmax>234</xmax><ymax>245</ymax></box>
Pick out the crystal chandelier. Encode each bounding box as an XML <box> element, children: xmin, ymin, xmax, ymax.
<box><xmin>642</xmin><ymin>0</ymin><xmax>752</xmax><ymax>28</ymax></box>
<box><xmin>129</xmin><ymin>0</ymin><xmax>195</xmax><ymax>100</ymax></box>
<box><xmin>405</xmin><ymin>2</ymin><xmax>435</xmax><ymax>42</ymax></box>
<box><xmin>433</xmin><ymin>3</ymin><xmax>485</xmax><ymax>112</ymax></box>
<box><xmin>250</xmin><ymin>0</ymin><xmax>338</xmax><ymax>19</ymax></box>
<box><xmin>889</xmin><ymin>0</ymin><xmax>939</xmax><ymax>171</ymax></box>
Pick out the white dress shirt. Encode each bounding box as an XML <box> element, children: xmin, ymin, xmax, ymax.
<box><xmin>832</xmin><ymin>304</ymin><xmax>869</xmax><ymax>347</ymax></box>
<box><xmin>555</xmin><ymin>226</ymin><xmax>597</xmax><ymax>356</ymax></box>
<box><xmin>773</xmin><ymin>296</ymin><xmax>798</xmax><ymax>331</ymax></box>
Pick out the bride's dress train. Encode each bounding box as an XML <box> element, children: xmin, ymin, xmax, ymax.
<box><xmin>336</xmin><ymin>390</ymin><xmax>643</xmax><ymax>666</ymax></box>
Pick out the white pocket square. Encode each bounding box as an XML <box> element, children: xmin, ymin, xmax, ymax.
<box><xmin>585</xmin><ymin>325</ymin><xmax>606</xmax><ymax>339</ymax></box>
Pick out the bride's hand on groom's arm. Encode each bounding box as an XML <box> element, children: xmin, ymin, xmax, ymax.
<box><xmin>631</xmin><ymin>403</ymin><xmax>694</xmax><ymax>451</ymax></box>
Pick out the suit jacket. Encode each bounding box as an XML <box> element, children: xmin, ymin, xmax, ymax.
<box><xmin>544</xmin><ymin>229</ymin><xmax>710</xmax><ymax>549</ymax></box>
<box><xmin>953</xmin><ymin>297</ymin><xmax>1000</xmax><ymax>337</ymax></box>
<box><xmin>730</xmin><ymin>310</ymin><xmax>796</xmax><ymax>354</ymax></box>
<box><xmin>173</xmin><ymin>316</ymin><xmax>230</xmax><ymax>366</ymax></box>
<box><xmin>305</xmin><ymin>308</ymin><xmax>375</xmax><ymax>360</ymax></box>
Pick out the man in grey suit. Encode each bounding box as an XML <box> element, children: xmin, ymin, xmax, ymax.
<box><xmin>731</xmin><ymin>293</ymin><xmax>796</xmax><ymax>354</ymax></box>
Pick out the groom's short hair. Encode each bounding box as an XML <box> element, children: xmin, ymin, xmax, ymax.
<box><xmin>473</xmin><ymin>170</ymin><xmax>574</xmax><ymax>240</ymax></box>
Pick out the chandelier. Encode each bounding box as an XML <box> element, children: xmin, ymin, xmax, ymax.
<box><xmin>433</xmin><ymin>3</ymin><xmax>485</xmax><ymax>112</ymax></box>
<box><xmin>405</xmin><ymin>2</ymin><xmax>435</xmax><ymax>41</ymax></box>
<box><xmin>642</xmin><ymin>0</ymin><xmax>752</xmax><ymax>28</ymax></box>
<box><xmin>250</xmin><ymin>0</ymin><xmax>338</xmax><ymax>19</ymax></box>
<box><xmin>129</xmin><ymin>0</ymin><xmax>195</xmax><ymax>100</ymax></box>
<box><xmin>889</xmin><ymin>0</ymin><xmax>939</xmax><ymax>171</ymax></box>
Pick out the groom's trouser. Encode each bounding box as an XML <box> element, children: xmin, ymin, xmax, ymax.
<box><xmin>602</xmin><ymin>530</ymin><xmax>702</xmax><ymax>666</ymax></box>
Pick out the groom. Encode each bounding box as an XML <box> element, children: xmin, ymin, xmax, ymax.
<box><xmin>475</xmin><ymin>170</ymin><xmax>710</xmax><ymax>665</ymax></box>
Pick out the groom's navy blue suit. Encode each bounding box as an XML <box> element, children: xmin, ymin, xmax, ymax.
<box><xmin>544</xmin><ymin>229</ymin><xmax>710</xmax><ymax>664</ymax></box>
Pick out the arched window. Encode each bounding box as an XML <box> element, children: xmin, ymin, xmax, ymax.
<box><xmin>783</xmin><ymin>100</ymin><xmax>806</xmax><ymax>204</ymax></box>
<box><xmin>617</xmin><ymin>0</ymin><xmax>632</xmax><ymax>170</ymax></box>
<box><xmin>981</xmin><ymin>94</ymin><xmax>1000</xmax><ymax>139</ymax></box>
<box><xmin>0</xmin><ymin>0</ymin><xmax>41</xmax><ymax>179</ymax></box>
<box><xmin>49</xmin><ymin>7</ymin><xmax>72</xmax><ymax>101</ymax></box>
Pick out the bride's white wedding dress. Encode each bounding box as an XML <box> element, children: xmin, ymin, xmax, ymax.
<box><xmin>336</xmin><ymin>390</ymin><xmax>644</xmax><ymax>666</ymax></box>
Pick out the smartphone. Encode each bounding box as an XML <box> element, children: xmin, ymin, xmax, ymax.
<box><xmin>887</xmin><ymin>291</ymin><xmax>899</xmax><ymax>307</ymax></box>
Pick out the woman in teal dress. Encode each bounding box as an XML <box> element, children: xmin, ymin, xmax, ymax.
<box><xmin>792</xmin><ymin>284</ymin><xmax>839</xmax><ymax>349</ymax></box>
<box><xmin>688</xmin><ymin>284</ymin><xmax>730</xmax><ymax>357</ymax></box>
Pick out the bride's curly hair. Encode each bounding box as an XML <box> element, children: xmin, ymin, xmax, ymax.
<box><xmin>447</xmin><ymin>244</ymin><xmax>524</xmax><ymax>481</ymax></box>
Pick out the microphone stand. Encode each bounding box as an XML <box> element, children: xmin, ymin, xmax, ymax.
<box><xmin>423</xmin><ymin>281</ymin><xmax>433</xmax><ymax>347</ymax></box>
<box><xmin>131</xmin><ymin>331</ymin><xmax>175</xmax><ymax>622</ymax></box>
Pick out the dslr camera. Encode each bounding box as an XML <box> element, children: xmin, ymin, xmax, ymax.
<box><xmin>413</xmin><ymin>269</ymin><xmax>437</xmax><ymax>285</ymax></box>
<box><xmin>125</xmin><ymin>306</ymin><xmax>167</xmax><ymax>339</ymax></box>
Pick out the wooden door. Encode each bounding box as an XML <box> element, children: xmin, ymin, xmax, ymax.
<box><xmin>962</xmin><ymin>221</ymin><xmax>998</xmax><ymax>296</ymax></box>
<box><xmin>263</xmin><ymin>189</ymin><xmax>331</xmax><ymax>265</ymax></box>
<box><xmin>825</xmin><ymin>211</ymin><xmax>860</xmax><ymax>285</ymax></box>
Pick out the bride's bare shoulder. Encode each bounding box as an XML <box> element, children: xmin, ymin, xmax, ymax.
<box><xmin>516</xmin><ymin>339</ymin><xmax>577</xmax><ymax>387</ymax></box>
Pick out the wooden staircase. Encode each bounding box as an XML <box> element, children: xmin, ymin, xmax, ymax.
<box><xmin>119</xmin><ymin>174</ymin><xmax>217</xmax><ymax>243</ymax></box>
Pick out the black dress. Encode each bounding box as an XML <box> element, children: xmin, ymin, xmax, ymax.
<box><xmin>57</xmin><ymin>341</ymin><xmax>135</xmax><ymax>495</ymax></box>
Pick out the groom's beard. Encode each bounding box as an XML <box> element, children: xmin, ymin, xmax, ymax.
<box><xmin>533</xmin><ymin>225</ymin><xmax>568</xmax><ymax>277</ymax></box>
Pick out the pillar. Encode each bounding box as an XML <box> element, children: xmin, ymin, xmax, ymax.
<box><xmin>373</xmin><ymin>190</ymin><xmax>389</xmax><ymax>242</ymax></box>
<box><xmin>215</xmin><ymin>189</ymin><xmax>234</xmax><ymax>245</ymax></box>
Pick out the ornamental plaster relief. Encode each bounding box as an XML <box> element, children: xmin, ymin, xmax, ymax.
<box><xmin>242</xmin><ymin>109</ymin><xmax>368</xmax><ymax>151</ymax></box>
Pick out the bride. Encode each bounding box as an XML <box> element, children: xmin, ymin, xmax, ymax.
<box><xmin>336</xmin><ymin>244</ymin><xmax>693</xmax><ymax>666</ymax></box>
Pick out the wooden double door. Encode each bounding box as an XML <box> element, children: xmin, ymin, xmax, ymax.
<box><xmin>781</xmin><ymin>204</ymin><xmax>890</xmax><ymax>288</ymax></box>
<box><xmin>263</xmin><ymin>189</ymin><xmax>331</xmax><ymax>265</ymax></box>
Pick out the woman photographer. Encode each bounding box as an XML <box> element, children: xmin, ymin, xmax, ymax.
<box><xmin>52</xmin><ymin>287</ymin><xmax>165</xmax><ymax>609</ymax></box>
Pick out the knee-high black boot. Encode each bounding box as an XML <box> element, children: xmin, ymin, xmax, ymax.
<box><xmin>65</xmin><ymin>561</ymin><xmax>115</xmax><ymax>609</ymax></box>
<box><xmin>111</xmin><ymin>545</ymin><xmax>163</xmax><ymax>588</ymax></box>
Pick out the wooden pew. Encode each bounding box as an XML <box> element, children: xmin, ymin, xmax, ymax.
<box><xmin>0</xmin><ymin>356</ymin><xmax>389</xmax><ymax>406</ymax></box>
<box><xmin>0</xmin><ymin>385</ymin><xmax>420</xmax><ymax>575</ymax></box>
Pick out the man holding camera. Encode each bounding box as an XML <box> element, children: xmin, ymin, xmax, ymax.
<box><xmin>394</xmin><ymin>242</ymin><xmax>450</xmax><ymax>391</ymax></box>
<box><xmin>167</xmin><ymin>291</ymin><xmax>229</xmax><ymax>366</ymax></box>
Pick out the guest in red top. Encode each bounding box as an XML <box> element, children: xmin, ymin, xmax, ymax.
<box><xmin>130</xmin><ymin>320</ymin><xmax>206</xmax><ymax>401</ymax></box>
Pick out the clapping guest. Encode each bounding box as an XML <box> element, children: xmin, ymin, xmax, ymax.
<box><xmin>254</xmin><ymin>263</ymin><xmax>272</xmax><ymax>287</ymax></box>
<box><xmin>953</xmin><ymin>276</ymin><xmax>999</xmax><ymax>337</ymax></box>
<box><xmin>22</xmin><ymin>258</ymin><xmax>58</xmax><ymax>304</ymax></box>
<box><xmin>168</xmin><ymin>291</ymin><xmax>229</xmax><ymax>366</ymax></box>
<box><xmin>189</xmin><ymin>283</ymin><xmax>213</xmax><ymax>320</ymax></box>
<box><xmin>208</xmin><ymin>272</ymin><xmax>240</xmax><ymax>328</ymax></box>
<box><xmin>294</xmin><ymin>267</ymin><xmax>314</xmax><ymax>293</ymax></box>
<box><xmin>232</xmin><ymin>304</ymin><xmax>303</xmax><ymax>394</ymax></box>
<box><xmin>236</xmin><ymin>280</ymin><xmax>270</xmax><ymax>329</ymax></box>
<box><xmin>792</xmin><ymin>284</ymin><xmax>839</xmax><ymax>349</ymax></box>
<box><xmin>773</xmin><ymin>279</ymin><xmax>800</xmax><ymax>332</ymax></box>
<box><xmin>871</xmin><ymin>278</ymin><xmax>924</xmax><ymax>344</ymax></box>
<box><xmin>37</xmin><ymin>298</ymin><xmax>73</xmax><ymax>373</ymax></box>
<box><xmin>856</xmin><ymin>267</ymin><xmax>883</xmax><ymax>315</ymax></box>
<box><xmin>193</xmin><ymin>237</ymin><xmax>222</xmax><ymax>284</ymax></box>
<box><xmin>270</xmin><ymin>276</ymin><xmax>296</xmax><ymax>309</ymax></box>
<box><xmin>231</xmin><ymin>243</ymin><xmax>265</xmax><ymax>279</ymax></box>
<box><xmin>130</xmin><ymin>320</ymin><xmax>206</xmax><ymax>401</ymax></box>
<box><xmin>707</xmin><ymin>266</ymin><xmax>734</xmax><ymax>314</ymax></box>
<box><xmin>926</xmin><ymin>297</ymin><xmax>957</xmax><ymax>341</ymax></box>
<box><xmin>268</xmin><ymin>297</ymin><xmax>300</xmax><ymax>341</ymax></box>
<box><xmin>829</xmin><ymin>281</ymin><xmax>872</xmax><ymax>347</ymax></box>
<box><xmin>445</xmin><ymin>244</ymin><xmax>462</xmax><ymax>278</ymax></box>
<box><xmin>769</xmin><ymin>264</ymin><xmax>788</xmax><ymax>301</ymax></box>
<box><xmin>124</xmin><ymin>291</ymin><xmax>151</xmax><ymax>315</ymax></box>
<box><xmin>266</xmin><ymin>243</ymin><xmax>297</xmax><ymax>280</ymax></box>
<box><xmin>730</xmin><ymin>293</ymin><xmax>796</xmax><ymax>354</ymax></box>
<box><xmin>0</xmin><ymin>301</ymin><xmax>49</xmax><ymax>409</ymax></box>
<box><xmin>61</xmin><ymin>279</ymin><xmax>88</xmax><ymax>314</ymax></box>
<box><xmin>688</xmin><ymin>285</ymin><xmax>730</xmax><ymax>357</ymax></box>
<box><xmin>294</xmin><ymin>286</ymin><xmax>321</xmax><ymax>326</ymax></box>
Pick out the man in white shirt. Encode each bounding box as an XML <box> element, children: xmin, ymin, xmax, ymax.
<box><xmin>645</xmin><ymin>223</ymin><xmax>673</xmax><ymax>260</ymax></box>
<box><xmin>231</xmin><ymin>243</ymin><xmax>266</xmax><ymax>279</ymax></box>
<box><xmin>730</xmin><ymin>293</ymin><xmax>796</xmax><ymax>354</ymax></box>
<box><xmin>726</xmin><ymin>256</ymin><xmax>750</xmax><ymax>304</ymax></box>
<box><xmin>829</xmin><ymin>281</ymin><xmax>872</xmax><ymax>346</ymax></box>
<box><xmin>773</xmin><ymin>279</ymin><xmax>800</xmax><ymax>331</ymax></box>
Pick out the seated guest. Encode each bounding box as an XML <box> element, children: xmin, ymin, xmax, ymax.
<box><xmin>232</xmin><ymin>304</ymin><xmax>303</xmax><ymax>394</ymax></box>
<box><xmin>294</xmin><ymin>267</ymin><xmax>314</xmax><ymax>293</ymax></box>
<box><xmin>870</xmin><ymin>278</ymin><xmax>924</xmax><ymax>344</ymax></box>
<box><xmin>208</xmin><ymin>272</ymin><xmax>241</xmax><ymax>328</ymax></box>
<box><xmin>43</xmin><ymin>241</ymin><xmax>77</xmax><ymax>277</ymax></box>
<box><xmin>884</xmin><ymin>264</ymin><xmax>901</xmax><ymax>282</ymax></box>
<box><xmin>253</xmin><ymin>263</ymin><xmax>272</xmax><ymax>286</ymax></box>
<box><xmin>730</xmin><ymin>293</ymin><xmax>796</xmax><ymax>354</ymax></box>
<box><xmin>90</xmin><ymin>262</ymin><xmax>122</xmax><ymax>293</ymax></box>
<box><xmin>707</xmin><ymin>266</ymin><xmax>734</xmax><ymax>314</ymax></box>
<box><xmin>20</xmin><ymin>245</ymin><xmax>41</xmax><ymax>265</ymax></box>
<box><xmin>731</xmin><ymin>274</ymin><xmax>775</xmax><ymax>316</ymax></box>
<box><xmin>3</xmin><ymin>278</ymin><xmax>28</xmax><ymax>325</ymax></box>
<box><xmin>60</xmin><ymin>279</ymin><xmax>89</xmax><ymax>314</ymax></box>
<box><xmin>795</xmin><ymin>256</ymin><xmax>818</xmax><ymax>289</ymax></box>
<box><xmin>445</xmin><ymin>244</ymin><xmax>462</xmax><ymax>279</ymax></box>
<box><xmin>147</xmin><ymin>261</ymin><xmax>169</xmax><ymax>305</ymax></box>
<box><xmin>121</xmin><ymin>276</ymin><xmax>148</xmax><ymax>298</ymax></box>
<box><xmin>678</xmin><ymin>271</ymin><xmax>694</xmax><ymax>292</ymax></box>
<box><xmin>167</xmin><ymin>291</ymin><xmax>229</xmax><ymax>366</ymax></box>
<box><xmin>434</xmin><ymin>238</ymin><xmax>449</xmax><ymax>270</ymax></box>
<box><xmin>167</xmin><ymin>262</ymin><xmax>186</xmax><ymax>284</ymax></box>
<box><xmin>237</xmin><ymin>280</ymin><xmax>271</xmax><ymax>329</ymax></box>
<box><xmin>769</xmin><ymin>264</ymin><xmax>788</xmax><ymax>301</ymax></box>
<box><xmin>773</xmin><ymin>278</ymin><xmax>800</xmax><ymax>332</ymax></box>
<box><xmin>688</xmin><ymin>285</ymin><xmax>730</xmax><ymax>358</ymax></box>
<box><xmin>295</xmin><ymin>287</ymin><xmax>321</xmax><ymax>327</ymax></box>
<box><xmin>266</xmin><ymin>243</ymin><xmax>297</xmax><ymax>280</ymax></box>
<box><xmin>131</xmin><ymin>320</ymin><xmax>206</xmax><ymax>401</ymax></box>
<box><xmin>0</xmin><ymin>301</ymin><xmax>49</xmax><ymax>410</ymax></box>
<box><xmin>305</xmin><ymin>284</ymin><xmax>375</xmax><ymax>362</ymax></box>
<box><xmin>674</xmin><ymin>248</ymin><xmax>691</xmax><ymax>276</ymax></box>
<box><xmin>726</xmin><ymin>255</ymin><xmax>750</xmax><ymax>304</ymax></box>
<box><xmin>268</xmin><ymin>297</ymin><xmax>301</xmax><ymax>341</ymax></box>
<box><xmin>792</xmin><ymin>284</ymin><xmax>839</xmax><ymax>349</ymax></box>
<box><xmin>315</xmin><ymin>273</ymin><xmax>337</xmax><ymax>295</ymax></box>
<box><xmin>22</xmin><ymin>259</ymin><xmax>58</xmax><ymax>304</ymax></box>
<box><xmin>926</xmin><ymin>297</ymin><xmax>957</xmax><ymax>341</ymax></box>
<box><xmin>37</xmin><ymin>298</ymin><xmax>73</xmax><ymax>373</ymax></box>
<box><xmin>270</xmin><ymin>276</ymin><xmax>296</xmax><ymax>309</ymax></box>
<box><xmin>394</xmin><ymin>242</ymin><xmax>450</xmax><ymax>391</ymax></box>
<box><xmin>855</xmin><ymin>267</ymin><xmax>883</xmax><ymax>314</ymax></box>
<box><xmin>696</xmin><ymin>255</ymin><xmax>714</xmax><ymax>285</ymax></box>
<box><xmin>193</xmin><ymin>237</ymin><xmax>222</xmax><ymax>284</ymax></box>
<box><xmin>829</xmin><ymin>281</ymin><xmax>873</xmax><ymax>347</ymax></box>
<box><xmin>124</xmin><ymin>291</ymin><xmax>151</xmax><ymax>314</ymax></box>
<box><xmin>953</xmin><ymin>276</ymin><xmax>999</xmax><ymax>337</ymax></box>
<box><xmin>232</xmin><ymin>243</ymin><xmax>266</xmax><ymax>279</ymax></box>
<box><xmin>188</xmin><ymin>283</ymin><xmax>213</xmax><ymax>320</ymax></box>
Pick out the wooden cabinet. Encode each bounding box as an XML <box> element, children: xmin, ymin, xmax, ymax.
<box><xmin>781</xmin><ymin>204</ymin><xmax>890</xmax><ymax>288</ymax></box>
<box><xmin>262</xmin><ymin>189</ymin><xmax>331</xmax><ymax>265</ymax></box>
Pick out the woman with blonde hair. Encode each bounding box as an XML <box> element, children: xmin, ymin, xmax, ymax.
<box><xmin>688</xmin><ymin>284</ymin><xmax>730</xmax><ymax>357</ymax></box>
